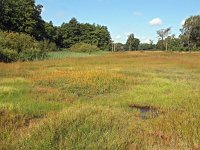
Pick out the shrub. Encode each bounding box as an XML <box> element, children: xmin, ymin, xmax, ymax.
<box><xmin>39</xmin><ymin>40</ymin><xmax>58</xmax><ymax>51</ymax></box>
<box><xmin>0</xmin><ymin>49</ymin><xmax>18</xmax><ymax>62</ymax></box>
<box><xmin>69</xmin><ymin>42</ymin><xmax>100</xmax><ymax>53</ymax></box>
<box><xmin>0</xmin><ymin>31</ymin><xmax>49</xmax><ymax>62</ymax></box>
<box><xmin>0</xmin><ymin>31</ymin><xmax>38</xmax><ymax>53</ymax></box>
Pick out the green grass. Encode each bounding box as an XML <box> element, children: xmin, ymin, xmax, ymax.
<box><xmin>48</xmin><ymin>50</ymin><xmax>109</xmax><ymax>59</ymax></box>
<box><xmin>0</xmin><ymin>51</ymin><xmax>200</xmax><ymax>149</ymax></box>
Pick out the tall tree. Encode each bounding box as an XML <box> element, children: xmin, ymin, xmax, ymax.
<box><xmin>157</xmin><ymin>35</ymin><xmax>182</xmax><ymax>51</ymax></box>
<box><xmin>126</xmin><ymin>34</ymin><xmax>134</xmax><ymax>51</ymax></box>
<box><xmin>125</xmin><ymin>34</ymin><xmax>140</xmax><ymax>50</ymax></box>
<box><xmin>59</xmin><ymin>19</ymin><xmax>111</xmax><ymax>49</ymax></box>
<box><xmin>181</xmin><ymin>15</ymin><xmax>200</xmax><ymax>48</ymax></box>
<box><xmin>44</xmin><ymin>21</ymin><xmax>57</xmax><ymax>42</ymax></box>
<box><xmin>60</xmin><ymin>18</ymin><xmax>81</xmax><ymax>48</ymax></box>
<box><xmin>157</xmin><ymin>27</ymin><xmax>171</xmax><ymax>50</ymax></box>
<box><xmin>0</xmin><ymin>0</ymin><xmax>45</xmax><ymax>40</ymax></box>
<box><xmin>92</xmin><ymin>25</ymin><xmax>111</xmax><ymax>50</ymax></box>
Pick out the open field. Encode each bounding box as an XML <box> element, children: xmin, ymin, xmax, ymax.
<box><xmin>0</xmin><ymin>51</ymin><xmax>200</xmax><ymax>149</ymax></box>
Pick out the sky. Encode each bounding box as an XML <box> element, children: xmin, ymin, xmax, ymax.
<box><xmin>36</xmin><ymin>0</ymin><xmax>200</xmax><ymax>44</ymax></box>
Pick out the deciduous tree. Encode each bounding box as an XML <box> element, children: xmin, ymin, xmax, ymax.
<box><xmin>181</xmin><ymin>15</ymin><xmax>200</xmax><ymax>48</ymax></box>
<box><xmin>125</xmin><ymin>34</ymin><xmax>140</xmax><ymax>50</ymax></box>
<box><xmin>0</xmin><ymin>0</ymin><xmax>45</xmax><ymax>40</ymax></box>
<box><xmin>157</xmin><ymin>27</ymin><xmax>171</xmax><ymax>50</ymax></box>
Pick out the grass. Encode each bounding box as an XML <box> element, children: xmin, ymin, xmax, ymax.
<box><xmin>48</xmin><ymin>50</ymin><xmax>108</xmax><ymax>59</ymax></box>
<box><xmin>0</xmin><ymin>51</ymin><xmax>200</xmax><ymax>149</ymax></box>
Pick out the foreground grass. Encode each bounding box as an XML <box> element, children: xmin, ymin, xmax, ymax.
<box><xmin>0</xmin><ymin>51</ymin><xmax>200</xmax><ymax>149</ymax></box>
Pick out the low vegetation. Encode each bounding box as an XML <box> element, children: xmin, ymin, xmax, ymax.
<box><xmin>69</xmin><ymin>42</ymin><xmax>100</xmax><ymax>53</ymax></box>
<box><xmin>34</xmin><ymin>70</ymin><xmax>126</xmax><ymax>97</ymax></box>
<box><xmin>48</xmin><ymin>51</ymin><xmax>108</xmax><ymax>59</ymax></box>
<box><xmin>0</xmin><ymin>51</ymin><xmax>199</xmax><ymax>149</ymax></box>
<box><xmin>0</xmin><ymin>31</ymin><xmax>49</xmax><ymax>62</ymax></box>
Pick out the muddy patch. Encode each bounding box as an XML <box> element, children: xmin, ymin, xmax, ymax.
<box><xmin>129</xmin><ymin>104</ymin><xmax>159</xmax><ymax>120</ymax></box>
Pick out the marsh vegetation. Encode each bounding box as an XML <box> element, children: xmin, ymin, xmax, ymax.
<box><xmin>0</xmin><ymin>51</ymin><xmax>200</xmax><ymax>149</ymax></box>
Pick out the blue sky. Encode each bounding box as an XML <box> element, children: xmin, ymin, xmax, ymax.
<box><xmin>36</xmin><ymin>0</ymin><xmax>200</xmax><ymax>43</ymax></box>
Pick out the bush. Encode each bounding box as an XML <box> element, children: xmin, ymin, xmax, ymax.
<box><xmin>0</xmin><ymin>49</ymin><xmax>18</xmax><ymax>62</ymax></box>
<box><xmin>0</xmin><ymin>31</ymin><xmax>49</xmax><ymax>62</ymax></box>
<box><xmin>0</xmin><ymin>31</ymin><xmax>38</xmax><ymax>53</ymax></box>
<box><xmin>39</xmin><ymin>40</ymin><xmax>58</xmax><ymax>51</ymax></box>
<box><xmin>69</xmin><ymin>42</ymin><xmax>100</xmax><ymax>53</ymax></box>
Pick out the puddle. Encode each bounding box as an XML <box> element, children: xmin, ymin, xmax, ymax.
<box><xmin>129</xmin><ymin>104</ymin><xmax>159</xmax><ymax>120</ymax></box>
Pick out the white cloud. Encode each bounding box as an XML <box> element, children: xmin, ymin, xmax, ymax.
<box><xmin>133</xmin><ymin>11</ymin><xmax>142</xmax><ymax>16</ymax></box>
<box><xmin>149</xmin><ymin>18</ymin><xmax>162</xmax><ymax>26</ymax></box>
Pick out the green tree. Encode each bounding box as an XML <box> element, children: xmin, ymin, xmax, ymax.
<box><xmin>115</xmin><ymin>43</ymin><xmax>125</xmax><ymax>51</ymax></box>
<box><xmin>79</xmin><ymin>23</ymin><xmax>111</xmax><ymax>50</ymax></box>
<box><xmin>92</xmin><ymin>25</ymin><xmax>111</xmax><ymax>50</ymax></box>
<box><xmin>61</xmin><ymin>18</ymin><xmax>81</xmax><ymax>48</ymax></box>
<box><xmin>59</xmin><ymin>19</ymin><xmax>111</xmax><ymax>50</ymax></box>
<box><xmin>44</xmin><ymin>21</ymin><xmax>56</xmax><ymax>43</ymax></box>
<box><xmin>133</xmin><ymin>38</ymin><xmax>140</xmax><ymax>50</ymax></box>
<box><xmin>125</xmin><ymin>34</ymin><xmax>140</xmax><ymax>50</ymax></box>
<box><xmin>165</xmin><ymin>35</ymin><xmax>182</xmax><ymax>51</ymax></box>
<box><xmin>0</xmin><ymin>0</ymin><xmax>45</xmax><ymax>40</ymax></box>
<box><xmin>190</xmin><ymin>26</ymin><xmax>200</xmax><ymax>47</ymax></box>
<box><xmin>180</xmin><ymin>15</ymin><xmax>200</xmax><ymax>50</ymax></box>
<box><xmin>157</xmin><ymin>27</ymin><xmax>171</xmax><ymax>50</ymax></box>
<box><xmin>139</xmin><ymin>42</ymin><xmax>156</xmax><ymax>50</ymax></box>
<box><xmin>157</xmin><ymin>35</ymin><xmax>185</xmax><ymax>51</ymax></box>
<box><xmin>0</xmin><ymin>1</ymin><xmax>112</xmax><ymax>50</ymax></box>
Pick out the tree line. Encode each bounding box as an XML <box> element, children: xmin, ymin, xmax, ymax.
<box><xmin>0</xmin><ymin>0</ymin><xmax>112</xmax><ymax>62</ymax></box>
<box><xmin>52</xmin><ymin>18</ymin><xmax>111</xmax><ymax>50</ymax></box>
<box><xmin>114</xmin><ymin>15</ymin><xmax>200</xmax><ymax>52</ymax></box>
<box><xmin>0</xmin><ymin>0</ymin><xmax>111</xmax><ymax>49</ymax></box>
<box><xmin>157</xmin><ymin>16</ymin><xmax>200</xmax><ymax>51</ymax></box>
